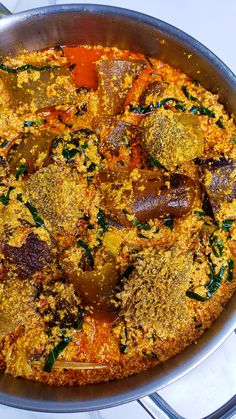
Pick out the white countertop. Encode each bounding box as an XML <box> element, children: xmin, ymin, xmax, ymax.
<box><xmin>1</xmin><ymin>1</ymin><xmax>236</xmax><ymax>418</ymax></box>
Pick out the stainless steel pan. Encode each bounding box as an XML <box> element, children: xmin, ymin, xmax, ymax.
<box><xmin>0</xmin><ymin>3</ymin><xmax>235</xmax><ymax>417</ymax></box>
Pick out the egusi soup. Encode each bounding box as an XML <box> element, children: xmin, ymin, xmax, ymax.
<box><xmin>0</xmin><ymin>45</ymin><xmax>235</xmax><ymax>386</ymax></box>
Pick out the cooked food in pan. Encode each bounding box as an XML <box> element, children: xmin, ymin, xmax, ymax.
<box><xmin>0</xmin><ymin>45</ymin><xmax>235</xmax><ymax>385</ymax></box>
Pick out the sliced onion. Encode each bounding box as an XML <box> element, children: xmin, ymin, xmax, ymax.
<box><xmin>53</xmin><ymin>361</ymin><xmax>108</xmax><ymax>370</ymax></box>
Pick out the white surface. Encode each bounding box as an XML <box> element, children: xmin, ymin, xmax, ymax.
<box><xmin>1</xmin><ymin>1</ymin><xmax>236</xmax><ymax>418</ymax></box>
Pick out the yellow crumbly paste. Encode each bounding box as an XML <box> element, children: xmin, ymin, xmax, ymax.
<box><xmin>0</xmin><ymin>45</ymin><xmax>235</xmax><ymax>386</ymax></box>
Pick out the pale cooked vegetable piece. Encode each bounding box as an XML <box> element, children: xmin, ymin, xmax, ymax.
<box><xmin>140</xmin><ymin>109</ymin><xmax>204</xmax><ymax>169</ymax></box>
<box><xmin>0</xmin><ymin>66</ymin><xmax>77</xmax><ymax>111</ymax></box>
<box><xmin>53</xmin><ymin>361</ymin><xmax>108</xmax><ymax>370</ymax></box>
<box><xmin>8</xmin><ymin>130</ymin><xmax>56</xmax><ymax>175</ymax></box>
<box><xmin>97</xmin><ymin>59</ymin><xmax>146</xmax><ymax>115</ymax></box>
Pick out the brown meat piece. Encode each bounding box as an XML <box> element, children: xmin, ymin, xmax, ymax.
<box><xmin>101</xmin><ymin>169</ymin><xmax>196</xmax><ymax>226</ymax></box>
<box><xmin>4</xmin><ymin>232</ymin><xmax>52</xmax><ymax>278</ymax></box>
<box><xmin>203</xmin><ymin>158</ymin><xmax>236</xmax><ymax>214</ymax></box>
<box><xmin>139</xmin><ymin>80</ymin><xmax>166</xmax><ymax>106</ymax></box>
<box><xmin>8</xmin><ymin>130</ymin><xmax>56</xmax><ymax>175</ymax></box>
<box><xmin>97</xmin><ymin>59</ymin><xmax>146</xmax><ymax>115</ymax></box>
<box><xmin>140</xmin><ymin>109</ymin><xmax>204</xmax><ymax>169</ymax></box>
<box><xmin>106</xmin><ymin>121</ymin><xmax>139</xmax><ymax>153</ymax></box>
<box><xmin>0</xmin><ymin>66</ymin><xmax>77</xmax><ymax>111</ymax></box>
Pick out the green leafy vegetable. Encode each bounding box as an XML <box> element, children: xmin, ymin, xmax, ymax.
<box><xmin>181</xmin><ymin>85</ymin><xmax>198</xmax><ymax>102</ymax></box>
<box><xmin>194</xmin><ymin>210</ymin><xmax>206</xmax><ymax>218</ymax></box>
<box><xmin>175</xmin><ymin>103</ymin><xmax>186</xmax><ymax>111</ymax></box>
<box><xmin>17</xmin><ymin>194</ymin><xmax>45</xmax><ymax>227</ymax></box>
<box><xmin>78</xmin><ymin>239</ymin><xmax>94</xmax><ymax>267</ymax></box>
<box><xmin>231</xmin><ymin>138</ymin><xmax>236</xmax><ymax>145</ymax></box>
<box><xmin>0</xmin><ymin>140</ymin><xmax>8</xmax><ymax>148</ymax></box>
<box><xmin>0</xmin><ymin>186</ymin><xmax>15</xmax><ymax>206</ymax></box>
<box><xmin>222</xmin><ymin>219</ymin><xmax>234</xmax><ymax>232</ymax></box>
<box><xmin>148</xmin><ymin>156</ymin><xmax>167</xmax><ymax>170</ymax></box>
<box><xmin>227</xmin><ymin>260</ymin><xmax>234</xmax><ymax>282</ymax></box>
<box><xmin>132</xmin><ymin>218</ymin><xmax>151</xmax><ymax>231</ymax></box>
<box><xmin>216</xmin><ymin>118</ymin><xmax>224</xmax><ymax>129</ymax></box>
<box><xmin>189</xmin><ymin>105</ymin><xmax>215</xmax><ymax>118</ymax></box>
<box><xmin>0</xmin><ymin>63</ymin><xmax>61</xmax><ymax>74</ymax></box>
<box><xmin>23</xmin><ymin>119</ymin><xmax>46</xmax><ymax>127</ymax></box>
<box><xmin>97</xmin><ymin>209</ymin><xmax>109</xmax><ymax>234</ymax></box>
<box><xmin>44</xmin><ymin>336</ymin><xmax>71</xmax><ymax>373</ymax></box>
<box><xmin>87</xmin><ymin>162</ymin><xmax>96</xmax><ymax>172</ymax></box>
<box><xmin>209</xmin><ymin>235</ymin><xmax>223</xmax><ymax>257</ymax></box>
<box><xmin>62</xmin><ymin>147</ymin><xmax>79</xmax><ymax>160</ymax></box>
<box><xmin>186</xmin><ymin>290</ymin><xmax>206</xmax><ymax>302</ymax></box>
<box><xmin>76</xmin><ymin>309</ymin><xmax>85</xmax><ymax>330</ymax></box>
<box><xmin>15</xmin><ymin>164</ymin><xmax>26</xmax><ymax>180</ymax></box>
<box><xmin>130</xmin><ymin>97</ymin><xmax>180</xmax><ymax>114</ymax></box>
<box><xmin>164</xmin><ymin>218</ymin><xmax>174</xmax><ymax>231</ymax></box>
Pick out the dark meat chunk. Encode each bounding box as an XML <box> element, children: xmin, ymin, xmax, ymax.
<box><xmin>97</xmin><ymin>59</ymin><xmax>146</xmax><ymax>115</ymax></box>
<box><xmin>140</xmin><ymin>109</ymin><xmax>204</xmax><ymax>169</ymax></box>
<box><xmin>0</xmin><ymin>67</ymin><xmax>77</xmax><ymax>111</ymax></box>
<box><xmin>139</xmin><ymin>80</ymin><xmax>166</xmax><ymax>106</ymax></box>
<box><xmin>8</xmin><ymin>130</ymin><xmax>56</xmax><ymax>175</ymax></box>
<box><xmin>100</xmin><ymin>169</ymin><xmax>196</xmax><ymax>227</ymax></box>
<box><xmin>106</xmin><ymin>121</ymin><xmax>139</xmax><ymax>153</ymax></box>
<box><xmin>4</xmin><ymin>233</ymin><xmax>52</xmax><ymax>278</ymax></box>
<box><xmin>203</xmin><ymin>158</ymin><xmax>236</xmax><ymax>214</ymax></box>
<box><xmin>36</xmin><ymin>282</ymin><xmax>83</xmax><ymax>329</ymax></box>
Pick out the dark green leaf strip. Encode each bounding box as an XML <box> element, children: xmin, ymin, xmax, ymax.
<box><xmin>227</xmin><ymin>260</ymin><xmax>234</xmax><ymax>282</ymax></box>
<box><xmin>222</xmin><ymin>219</ymin><xmax>234</xmax><ymax>232</ymax></box>
<box><xmin>0</xmin><ymin>63</ymin><xmax>61</xmax><ymax>74</ymax></box>
<box><xmin>44</xmin><ymin>336</ymin><xmax>71</xmax><ymax>373</ymax></box>
<box><xmin>97</xmin><ymin>209</ymin><xmax>109</xmax><ymax>234</ymax></box>
<box><xmin>78</xmin><ymin>240</ymin><xmax>94</xmax><ymax>267</ymax></box>
<box><xmin>132</xmin><ymin>218</ymin><xmax>151</xmax><ymax>231</ymax></box>
<box><xmin>148</xmin><ymin>156</ymin><xmax>167</xmax><ymax>170</ymax></box>
<box><xmin>23</xmin><ymin>119</ymin><xmax>46</xmax><ymax>127</ymax></box>
<box><xmin>181</xmin><ymin>85</ymin><xmax>198</xmax><ymax>102</ymax></box>
<box><xmin>0</xmin><ymin>186</ymin><xmax>15</xmax><ymax>206</ymax></box>
<box><xmin>17</xmin><ymin>194</ymin><xmax>45</xmax><ymax>227</ymax></box>
<box><xmin>130</xmin><ymin>97</ymin><xmax>179</xmax><ymax>114</ymax></box>
<box><xmin>164</xmin><ymin>218</ymin><xmax>174</xmax><ymax>231</ymax></box>
<box><xmin>15</xmin><ymin>164</ymin><xmax>26</xmax><ymax>180</ymax></box>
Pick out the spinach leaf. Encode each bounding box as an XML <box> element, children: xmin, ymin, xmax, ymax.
<box><xmin>227</xmin><ymin>260</ymin><xmax>234</xmax><ymax>282</ymax></box>
<box><xmin>148</xmin><ymin>156</ymin><xmax>167</xmax><ymax>170</ymax></box>
<box><xmin>0</xmin><ymin>186</ymin><xmax>15</xmax><ymax>206</ymax></box>
<box><xmin>216</xmin><ymin>118</ymin><xmax>224</xmax><ymax>129</ymax></box>
<box><xmin>181</xmin><ymin>85</ymin><xmax>198</xmax><ymax>102</ymax></box>
<box><xmin>62</xmin><ymin>147</ymin><xmax>79</xmax><ymax>160</ymax></box>
<box><xmin>23</xmin><ymin>119</ymin><xmax>46</xmax><ymax>127</ymax></box>
<box><xmin>222</xmin><ymin>219</ymin><xmax>234</xmax><ymax>232</ymax></box>
<box><xmin>209</xmin><ymin>235</ymin><xmax>223</xmax><ymax>257</ymax></box>
<box><xmin>189</xmin><ymin>105</ymin><xmax>215</xmax><ymax>118</ymax></box>
<box><xmin>17</xmin><ymin>194</ymin><xmax>45</xmax><ymax>227</ymax></box>
<box><xmin>15</xmin><ymin>164</ymin><xmax>26</xmax><ymax>180</ymax></box>
<box><xmin>78</xmin><ymin>239</ymin><xmax>94</xmax><ymax>267</ymax></box>
<box><xmin>130</xmin><ymin>97</ymin><xmax>180</xmax><ymax>114</ymax></box>
<box><xmin>231</xmin><ymin>138</ymin><xmax>236</xmax><ymax>145</ymax></box>
<box><xmin>187</xmin><ymin>258</ymin><xmax>226</xmax><ymax>301</ymax></box>
<box><xmin>0</xmin><ymin>140</ymin><xmax>8</xmax><ymax>148</ymax></box>
<box><xmin>0</xmin><ymin>63</ymin><xmax>61</xmax><ymax>74</ymax></box>
<box><xmin>164</xmin><ymin>218</ymin><xmax>174</xmax><ymax>231</ymax></box>
<box><xmin>44</xmin><ymin>336</ymin><xmax>71</xmax><ymax>373</ymax></box>
<box><xmin>132</xmin><ymin>218</ymin><xmax>151</xmax><ymax>231</ymax></box>
<box><xmin>175</xmin><ymin>103</ymin><xmax>186</xmax><ymax>112</ymax></box>
<box><xmin>97</xmin><ymin>209</ymin><xmax>109</xmax><ymax>234</ymax></box>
